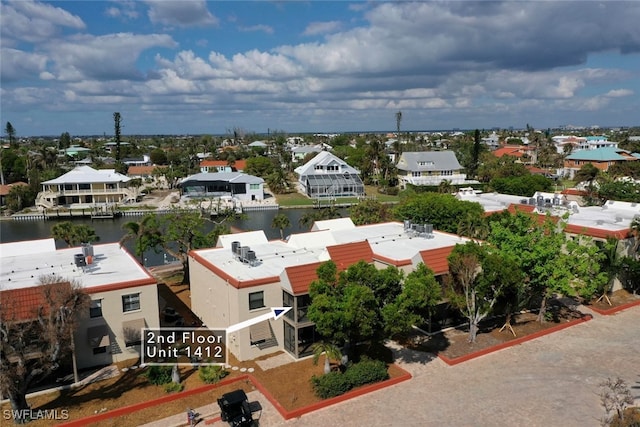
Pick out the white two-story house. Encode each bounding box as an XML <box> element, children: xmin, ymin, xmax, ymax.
<box><xmin>396</xmin><ymin>151</ymin><xmax>467</xmax><ymax>189</ymax></box>
<box><xmin>294</xmin><ymin>151</ymin><xmax>365</xmax><ymax>198</ymax></box>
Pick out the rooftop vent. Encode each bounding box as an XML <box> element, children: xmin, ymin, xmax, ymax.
<box><xmin>74</xmin><ymin>253</ymin><xmax>86</xmax><ymax>268</ymax></box>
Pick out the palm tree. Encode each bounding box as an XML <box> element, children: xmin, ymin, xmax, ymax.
<box><xmin>457</xmin><ymin>213</ymin><xmax>489</xmax><ymax>242</ymax></box>
<box><xmin>51</xmin><ymin>221</ymin><xmax>76</xmax><ymax>247</ymax></box>
<box><xmin>312</xmin><ymin>342</ymin><xmax>343</xmax><ymax>374</ymax></box>
<box><xmin>394</xmin><ymin>111</ymin><xmax>402</xmax><ymax>164</ymax></box>
<box><xmin>5</xmin><ymin>121</ymin><xmax>16</xmax><ymax>147</ymax></box>
<box><xmin>437</xmin><ymin>179</ymin><xmax>454</xmax><ymax>194</ymax></box>
<box><xmin>271</xmin><ymin>213</ymin><xmax>291</xmax><ymax>240</ymax></box>
<box><xmin>119</xmin><ymin>215</ymin><xmax>162</xmax><ymax>266</ymax></box>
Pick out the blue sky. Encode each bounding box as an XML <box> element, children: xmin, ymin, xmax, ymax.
<box><xmin>1</xmin><ymin>1</ymin><xmax>639</xmax><ymax>136</ymax></box>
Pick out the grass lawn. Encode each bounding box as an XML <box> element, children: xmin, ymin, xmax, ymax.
<box><xmin>274</xmin><ymin>185</ymin><xmax>400</xmax><ymax>207</ymax></box>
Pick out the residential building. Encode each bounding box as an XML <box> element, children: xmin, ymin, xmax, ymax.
<box><xmin>455</xmin><ymin>187</ymin><xmax>638</xmax><ymax>272</ymax></box>
<box><xmin>396</xmin><ymin>151</ymin><xmax>468</xmax><ymax>188</ymax></box>
<box><xmin>36</xmin><ymin>166</ymin><xmax>138</xmax><ymax>209</ymax></box>
<box><xmin>294</xmin><ymin>151</ymin><xmax>365</xmax><ymax>198</ymax></box>
<box><xmin>127</xmin><ymin>165</ymin><xmax>167</xmax><ymax>180</ymax></box>
<box><xmin>178</xmin><ymin>172</ymin><xmax>264</xmax><ymax>202</ymax></box>
<box><xmin>492</xmin><ymin>145</ymin><xmax>537</xmax><ymax>163</ymax></box>
<box><xmin>482</xmin><ymin>132</ymin><xmax>500</xmax><ymax>149</ymax></box>
<box><xmin>122</xmin><ymin>155</ymin><xmax>151</xmax><ymax>167</ymax></box>
<box><xmin>188</xmin><ymin>219</ymin><xmax>468</xmax><ymax>361</ymax></box>
<box><xmin>0</xmin><ymin>239</ymin><xmax>160</xmax><ymax>370</ymax></box>
<box><xmin>563</xmin><ymin>147</ymin><xmax>639</xmax><ymax>178</ymax></box>
<box><xmin>199</xmin><ymin>159</ymin><xmax>247</xmax><ymax>173</ymax></box>
<box><xmin>577</xmin><ymin>135</ymin><xmax>618</xmax><ymax>151</ymax></box>
<box><xmin>291</xmin><ymin>145</ymin><xmax>323</xmax><ymax>163</ymax></box>
<box><xmin>0</xmin><ymin>182</ymin><xmax>28</xmax><ymax>207</ymax></box>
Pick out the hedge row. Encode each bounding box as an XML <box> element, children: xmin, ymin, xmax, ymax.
<box><xmin>311</xmin><ymin>358</ymin><xmax>389</xmax><ymax>399</ymax></box>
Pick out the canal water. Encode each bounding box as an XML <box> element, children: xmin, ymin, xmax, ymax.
<box><xmin>0</xmin><ymin>208</ymin><xmax>347</xmax><ymax>266</ymax></box>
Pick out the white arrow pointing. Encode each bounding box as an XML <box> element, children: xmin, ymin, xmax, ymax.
<box><xmin>226</xmin><ymin>307</ymin><xmax>292</xmax><ymax>334</ymax></box>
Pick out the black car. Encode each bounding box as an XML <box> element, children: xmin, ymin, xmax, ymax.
<box><xmin>217</xmin><ymin>389</ymin><xmax>261</xmax><ymax>427</ymax></box>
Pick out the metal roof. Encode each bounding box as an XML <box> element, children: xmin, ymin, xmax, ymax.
<box><xmin>396</xmin><ymin>151</ymin><xmax>463</xmax><ymax>172</ymax></box>
<box><xmin>42</xmin><ymin>166</ymin><xmax>131</xmax><ymax>185</ymax></box>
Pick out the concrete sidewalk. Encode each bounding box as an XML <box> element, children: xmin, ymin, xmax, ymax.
<box><xmin>139</xmin><ymin>390</ymin><xmax>278</xmax><ymax>427</ymax></box>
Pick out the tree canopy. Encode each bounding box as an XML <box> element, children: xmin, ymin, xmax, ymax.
<box><xmin>0</xmin><ymin>276</ymin><xmax>89</xmax><ymax>422</ymax></box>
<box><xmin>394</xmin><ymin>192</ymin><xmax>484</xmax><ymax>234</ymax></box>
<box><xmin>51</xmin><ymin>221</ymin><xmax>100</xmax><ymax>247</ymax></box>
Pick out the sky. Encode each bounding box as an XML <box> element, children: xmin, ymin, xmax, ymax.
<box><xmin>1</xmin><ymin>1</ymin><xmax>640</xmax><ymax>137</ymax></box>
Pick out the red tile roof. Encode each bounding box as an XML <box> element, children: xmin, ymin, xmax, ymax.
<box><xmin>507</xmin><ymin>203</ymin><xmax>536</xmax><ymax>214</ymax></box>
<box><xmin>562</xmin><ymin>189</ymin><xmax>588</xmax><ymax>196</ymax></box>
<box><xmin>199</xmin><ymin>159</ymin><xmax>247</xmax><ymax>171</ymax></box>
<box><xmin>127</xmin><ymin>165</ymin><xmax>166</xmax><ymax>176</ymax></box>
<box><xmin>0</xmin><ymin>182</ymin><xmax>28</xmax><ymax>196</ymax></box>
<box><xmin>419</xmin><ymin>246</ymin><xmax>455</xmax><ymax>275</ymax></box>
<box><xmin>326</xmin><ymin>241</ymin><xmax>374</xmax><ymax>271</ymax></box>
<box><xmin>493</xmin><ymin>145</ymin><xmax>527</xmax><ymax>158</ymax></box>
<box><xmin>284</xmin><ymin>262</ymin><xmax>323</xmax><ymax>295</ymax></box>
<box><xmin>564</xmin><ymin>224</ymin><xmax>629</xmax><ymax>240</ymax></box>
<box><xmin>0</xmin><ymin>287</ymin><xmax>43</xmax><ymax>321</ymax></box>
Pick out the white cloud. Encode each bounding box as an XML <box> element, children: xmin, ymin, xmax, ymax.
<box><xmin>238</xmin><ymin>24</ymin><xmax>274</xmax><ymax>35</ymax></box>
<box><xmin>43</xmin><ymin>33</ymin><xmax>177</xmax><ymax>81</ymax></box>
<box><xmin>0</xmin><ymin>48</ymin><xmax>48</xmax><ymax>82</ymax></box>
<box><xmin>1</xmin><ymin>0</ymin><xmax>85</xmax><ymax>43</ymax></box>
<box><xmin>145</xmin><ymin>0</ymin><xmax>218</xmax><ymax>27</ymax></box>
<box><xmin>2</xmin><ymin>1</ymin><xmax>639</xmax><ymax>135</ymax></box>
<box><xmin>605</xmin><ymin>89</ymin><xmax>633</xmax><ymax>98</ymax></box>
<box><xmin>302</xmin><ymin>21</ymin><xmax>342</xmax><ymax>36</ymax></box>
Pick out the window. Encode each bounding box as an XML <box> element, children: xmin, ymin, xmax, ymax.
<box><xmin>90</xmin><ymin>299</ymin><xmax>103</xmax><ymax>318</ymax></box>
<box><xmin>93</xmin><ymin>346</ymin><xmax>107</xmax><ymax>355</ymax></box>
<box><xmin>249</xmin><ymin>291</ymin><xmax>265</xmax><ymax>310</ymax></box>
<box><xmin>282</xmin><ymin>291</ymin><xmax>294</xmax><ymax>320</ymax></box>
<box><xmin>122</xmin><ymin>293</ymin><xmax>140</xmax><ymax>312</ymax></box>
<box><xmin>250</xmin><ymin>183</ymin><xmax>260</xmax><ymax>190</ymax></box>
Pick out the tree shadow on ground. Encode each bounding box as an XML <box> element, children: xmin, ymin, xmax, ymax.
<box><xmin>34</xmin><ymin>359</ymin><xmax>149</xmax><ymax>411</ymax></box>
<box><xmin>390</xmin><ymin>330</ymin><xmax>450</xmax><ymax>365</ymax></box>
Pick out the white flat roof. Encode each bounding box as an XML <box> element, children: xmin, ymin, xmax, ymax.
<box><xmin>193</xmin><ymin>220</ymin><xmax>468</xmax><ymax>283</ymax></box>
<box><xmin>194</xmin><ymin>240</ymin><xmax>330</xmax><ymax>283</ymax></box>
<box><xmin>328</xmin><ymin>222</ymin><xmax>467</xmax><ymax>262</ymax></box>
<box><xmin>0</xmin><ymin>240</ymin><xmax>154</xmax><ymax>292</ymax></box>
<box><xmin>456</xmin><ymin>190</ymin><xmax>528</xmax><ymax>213</ymax></box>
<box><xmin>565</xmin><ymin>203</ymin><xmax>639</xmax><ymax>232</ymax></box>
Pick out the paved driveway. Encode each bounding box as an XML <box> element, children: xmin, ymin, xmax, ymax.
<box><xmin>269</xmin><ymin>307</ymin><xmax>640</xmax><ymax>427</ymax></box>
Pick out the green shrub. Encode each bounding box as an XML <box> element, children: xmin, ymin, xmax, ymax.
<box><xmin>141</xmin><ymin>366</ymin><xmax>173</xmax><ymax>385</ymax></box>
<box><xmin>198</xmin><ymin>365</ymin><xmax>229</xmax><ymax>384</ymax></box>
<box><xmin>311</xmin><ymin>358</ymin><xmax>389</xmax><ymax>398</ymax></box>
<box><xmin>163</xmin><ymin>382</ymin><xmax>184</xmax><ymax>393</ymax></box>
<box><xmin>345</xmin><ymin>357</ymin><xmax>389</xmax><ymax>388</ymax></box>
<box><xmin>311</xmin><ymin>371</ymin><xmax>352</xmax><ymax>399</ymax></box>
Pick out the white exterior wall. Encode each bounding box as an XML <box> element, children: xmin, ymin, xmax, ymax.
<box><xmin>189</xmin><ymin>256</ymin><xmax>285</xmax><ymax>362</ymax></box>
<box><xmin>232</xmin><ymin>284</ymin><xmax>284</xmax><ymax>361</ymax></box>
<box><xmin>400</xmin><ymin>173</ymin><xmax>467</xmax><ymax>187</ymax></box>
<box><xmin>75</xmin><ymin>283</ymin><xmax>160</xmax><ymax>369</ymax></box>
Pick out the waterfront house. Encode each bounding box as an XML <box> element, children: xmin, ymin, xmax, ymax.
<box><xmin>396</xmin><ymin>151</ymin><xmax>467</xmax><ymax>188</ymax></box>
<box><xmin>0</xmin><ymin>182</ymin><xmax>28</xmax><ymax>207</ymax></box>
<box><xmin>188</xmin><ymin>219</ymin><xmax>467</xmax><ymax>361</ymax></box>
<box><xmin>36</xmin><ymin>166</ymin><xmax>138</xmax><ymax>209</ymax></box>
<box><xmin>0</xmin><ymin>239</ymin><xmax>160</xmax><ymax>371</ymax></box>
<box><xmin>294</xmin><ymin>151</ymin><xmax>365</xmax><ymax>198</ymax></box>
<box><xmin>178</xmin><ymin>172</ymin><xmax>264</xmax><ymax>202</ymax></box>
